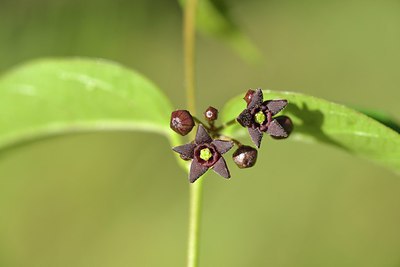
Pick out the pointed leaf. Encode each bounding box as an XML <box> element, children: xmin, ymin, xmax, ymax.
<box><xmin>221</xmin><ymin>90</ymin><xmax>400</xmax><ymax>173</ymax></box>
<box><xmin>0</xmin><ymin>58</ymin><xmax>183</xmax><ymax>156</ymax></box>
<box><xmin>354</xmin><ymin>108</ymin><xmax>400</xmax><ymax>133</ymax></box>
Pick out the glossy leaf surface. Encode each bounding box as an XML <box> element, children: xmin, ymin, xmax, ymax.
<box><xmin>221</xmin><ymin>90</ymin><xmax>400</xmax><ymax>173</ymax></box>
<box><xmin>0</xmin><ymin>58</ymin><xmax>181</xmax><ymax>151</ymax></box>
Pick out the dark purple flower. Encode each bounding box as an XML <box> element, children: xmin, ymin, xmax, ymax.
<box><xmin>237</xmin><ymin>89</ymin><xmax>290</xmax><ymax>148</ymax></box>
<box><xmin>172</xmin><ymin>124</ymin><xmax>234</xmax><ymax>183</ymax></box>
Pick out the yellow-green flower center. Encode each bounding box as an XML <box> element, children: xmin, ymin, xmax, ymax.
<box><xmin>254</xmin><ymin>111</ymin><xmax>266</xmax><ymax>124</ymax></box>
<box><xmin>200</xmin><ymin>148</ymin><xmax>212</xmax><ymax>161</ymax></box>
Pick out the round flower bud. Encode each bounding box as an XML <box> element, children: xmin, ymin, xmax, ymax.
<box><xmin>271</xmin><ymin>116</ymin><xmax>293</xmax><ymax>139</ymax></box>
<box><xmin>243</xmin><ymin>89</ymin><xmax>255</xmax><ymax>106</ymax></box>
<box><xmin>204</xmin><ymin>106</ymin><xmax>218</xmax><ymax>121</ymax></box>
<box><xmin>170</xmin><ymin>110</ymin><xmax>195</xmax><ymax>136</ymax></box>
<box><xmin>232</xmin><ymin>145</ymin><xmax>258</xmax><ymax>169</ymax></box>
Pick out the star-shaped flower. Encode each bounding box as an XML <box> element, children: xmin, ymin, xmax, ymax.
<box><xmin>237</xmin><ymin>89</ymin><xmax>290</xmax><ymax>148</ymax></box>
<box><xmin>172</xmin><ymin>124</ymin><xmax>234</xmax><ymax>183</ymax></box>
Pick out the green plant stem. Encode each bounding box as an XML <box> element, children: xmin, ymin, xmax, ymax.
<box><xmin>187</xmin><ymin>178</ymin><xmax>203</xmax><ymax>267</ymax></box>
<box><xmin>215</xmin><ymin>118</ymin><xmax>237</xmax><ymax>132</ymax></box>
<box><xmin>183</xmin><ymin>0</ymin><xmax>202</xmax><ymax>267</ymax></box>
<box><xmin>184</xmin><ymin>0</ymin><xmax>197</xmax><ymax>114</ymax></box>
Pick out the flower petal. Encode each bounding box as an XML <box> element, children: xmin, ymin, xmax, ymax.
<box><xmin>189</xmin><ymin>159</ymin><xmax>209</xmax><ymax>183</ymax></box>
<box><xmin>172</xmin><ymin>143</ymin><xmax>196</xmax><ymax>159</ymax></box>
<box><xmin>271</xmin><ymin>116</ymin><xmax>293</xmax><ymax>139</ymax></box>
<box><xmin>248</xmin><ymin>127</ymin><xmax>263</xmax><ymax>148</ymax></box>
<box><xmin>212</xmin><ymin>140</ymin><xmax>234</xmax><ymax>154</ymax></box>
<box><xmin>267</xmin><ymin>119</ymin><xmax>288</xmax><ymax>138</ymax></box>
<box><xmin>248</xmin><ymin>88</ymin><xmax>263</xmax><ymax>109</ymax></box>
<box><xmin>195</xmin><ymin>124</ymin><xmax>213</xmax><ymax>144</ymax></box>
<box><xmin>236</xmin><ymin>109</ymin><xmax>252</xmax><ymax>127</ymax></box>
<box><xmin>265</xmin><ymin>99</ymin><xmax>288</xmax><ymax>115</ymax></box>
<box><xmin>212</xmin><ymin>157</ymin><xmax>230</xmax><ymax>178</ymax></box>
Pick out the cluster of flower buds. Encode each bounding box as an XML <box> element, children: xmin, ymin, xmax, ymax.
<box><xmin>170</xmin><ymin>89</ymin><xmax>293</xmax><ymax>183</ymax></box>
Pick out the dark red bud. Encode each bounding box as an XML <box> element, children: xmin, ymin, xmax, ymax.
<box><xmin>271</xmin><ymin>116</ymin><xmax>293</xmax><ymax>139</ymax></box>
<box><xmin>232</xmin><ymin>145</ymin><xmax>258</xmax><ymax>169</ymax></box>
<box><xmin>170</xmin><ymin>110</ymin><xmax>195</xmax><ymax>136</ymax></box>
<box><xmin>243</xmin><ymin>89</ymin><xmax>255</xmax><ymax>106</ymax></box>
<box><xmin>204</xmin><ymin>106</ymin><xmax>219</xmax><ymax>121</ymax></box>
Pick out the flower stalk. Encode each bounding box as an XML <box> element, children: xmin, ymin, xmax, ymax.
<box><xmin>181</xmin><ymin>0</ymin><xmax>291</xmax><ymax>264</ymax></box>
<box><xmin>183</xmin><ymin>0</ymin><xmax>202</xmax><ymax>267</ymax></box>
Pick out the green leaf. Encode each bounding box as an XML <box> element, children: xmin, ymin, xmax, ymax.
<box><xmin>354</xmin><ymin>108</ymin><xmax>400</xmax><ymax>134</ymax></box>
<box><xmin>0</xmin><ymin>58</ymin><xmax>182</xmax><ymax>152</ymax></box>
<box><xmin>221</xmin><ymin>90</ymin><xmax>400</xmax><ymax>173</ymax></box>
<box><xmin>179</xmin><ymin>0</ymin><xmax>261</xmax><ymax>63</ymax></box>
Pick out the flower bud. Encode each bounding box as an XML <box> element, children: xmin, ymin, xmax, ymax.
<box><xmin>271</xmin><ymin>115</ymin><xmax>293</xmax><ymax>139</ymax></box>
<box><xmin>204</xmin><ymin>106</ymin><xmax>218</xmax><ymax>121</ymax></box>
<box><xmin>232</xmin><ymin>145</ymin><xmax>258</xmax><ymax>168</ymax></box>
<box><xmin>243</xmin><ymin>89</ymin><xmax>255</xmax><ymax>106</ymax></box>
<box><xmin>170</xmin><ymin>110</ymin><xmax>195</xmax><ymax>136</ymax></box>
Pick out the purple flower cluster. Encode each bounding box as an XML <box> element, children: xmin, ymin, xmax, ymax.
<box><xmin>170</xmin><ymin>89</ymin><xmax>293</xmax><ymax>183</ymax></box>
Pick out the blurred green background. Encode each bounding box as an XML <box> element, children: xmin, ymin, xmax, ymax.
<box><xmin>0</xmin><ymin>0</ymin><xmax>399</xmax><ymax>266</ymax></box>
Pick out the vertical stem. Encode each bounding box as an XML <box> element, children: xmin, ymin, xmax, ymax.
<box><xmin>183</xmin><ymin>0</ymin><xmax>197</xmax><ymax>113</ymax></box>
<box><xmin>187</xmin><ymin>179</ymin><xmax>203</xmax><ymax>267</ymax></box>
<box><xmin>183</xmin><ymin>0</ymin><xmax>202</xmax><ymax>267</ymax></box>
